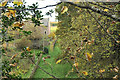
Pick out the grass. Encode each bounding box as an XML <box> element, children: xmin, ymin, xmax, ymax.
<box><xmin>32</xmin><ymin>44</ymin><xmax>73</xmax><ymax>78</ymax></box>
<box><xmin>50</xmin><ymin>27</ymin><xmax>57</xmax><ymax>32</ymax></box>
<box><xmin>21</xmin><ymin>41</ymin><xmax>77</xmax><ymax>78</ymax></box>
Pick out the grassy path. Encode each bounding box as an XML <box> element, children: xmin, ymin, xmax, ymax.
<box><xmin>32</xmin><ymin>44</ymin><xmax>72</xmax><ymax>78</ymax></box>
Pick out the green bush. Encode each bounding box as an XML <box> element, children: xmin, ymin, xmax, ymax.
<box><xmin>15</xmin><ymin>36</ymin><xmax>32</xmax><ymax>50</ymax></box>
<box><xmin>43</xmin><ymin>47</ymin><xmax>49</xmax><ymax>54</ymax></box>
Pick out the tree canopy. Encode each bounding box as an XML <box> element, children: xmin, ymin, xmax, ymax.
<box><xmin>0</xmin><ymin>0</ymin><xmax>120</xmax><ymax>79</ymax></box>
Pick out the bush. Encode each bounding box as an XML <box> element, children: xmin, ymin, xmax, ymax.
<box><xmin>15</xmin><ymin>36</ymin><xmax>32</xmax><ymax>50</ymax></box>
<box><xmin>43</xmin><ymin>47</ymin><xmax>49</xmax><ymax>54</ymax></box>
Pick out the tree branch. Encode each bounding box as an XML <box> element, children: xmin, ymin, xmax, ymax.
<box><xmin>0</xmin><ymin>2</ymin><xmax>62</xmax><ymax>11</ymax></box>
<box><xmin>0</xmin><ymin>2</ymin><xmax>119</xmax><ymax>21</ymax></box>
<box><xmin>29</xmin><ymin>56</ymin><xmax>59</xmax><ymax>80</ymax></box>
<box><xmin>87</xmin><ymin>9</ymin><xmax>118</xmax><ymax>43</ymax></box>
<box><xmin>66</xmin><ymin>2</ymin><xmax>120</xmax><ymax>22</ymax></box>
<box><xmin>23</xmin><ymin>49</ymin><xmax>59</xmax><ymax>80</ymax></box>
<box><xmin>89</xmin><ymin>2</ymin><xmax>119</xmax><ymax>12</ymax></box>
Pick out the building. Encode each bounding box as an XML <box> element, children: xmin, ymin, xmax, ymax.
<box><xmin>22</xmin><ymin>18</ymin><xmax>51</xmax><ymax>49</ymax></box>
<box><xmin>41</xmin><ymin>18</ymin><xmax>50</xmax><ymax>35</ymax></box>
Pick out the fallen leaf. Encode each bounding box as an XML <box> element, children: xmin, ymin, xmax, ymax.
<box><xmin>56</xmin><ymin>59</ymin><xmax>62</xmax><ymax>64</ymax></box>
<box><xmin>42</xmin><ymin>57</ymin><xmax>45</xmax><ymax>61</ymax></box>
<box><xmin>26</xmin><ymin>47</ymin><xmax>31</xmax><ymax>51</ymax></box>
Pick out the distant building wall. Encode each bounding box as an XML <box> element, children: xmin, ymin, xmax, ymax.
<box><xmin>41</xmin><ymin>18</ymin><xmax>50</xmax><ymax>35</ymax></box>
<box><xmin>23</xmin><ymin>18</ymin><xmax>50</xmax><ymax>49</ymax></box>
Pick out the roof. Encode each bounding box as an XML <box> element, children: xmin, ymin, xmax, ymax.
<box><xmin>23</xmin><ymin>18</ymin><xmax>50</xmax><ymax>27</ymax></box>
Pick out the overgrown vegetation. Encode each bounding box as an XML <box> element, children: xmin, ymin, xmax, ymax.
<box><xmin>55</xmin><ymin>2</ymin><xmax>120</xmax><ymax>78</ymax></box>
<box><xmin>0</xmin><ymin>0</ymin><xmax>120</xmax><ymax>79</ymax></box>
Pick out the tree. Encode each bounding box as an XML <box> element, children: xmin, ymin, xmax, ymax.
<box><xmin>55</xmin><ymin>2</ymin><xmax>120</xmax><ymax>78</ymax></box>
<box><xmin>0</xmin><ymin>0</ymin><xmax>57</xmax><ymax>79</ymax></box>
<box><xmin>0</xmin><ymin>0</ymin><xmax>120</xmax><ymax>79</ymax></box>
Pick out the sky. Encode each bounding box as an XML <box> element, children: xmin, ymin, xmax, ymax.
<box><xmin>25</xmin><ymin>0</ymin><xmax>61</xmax><ymax>22</ymax></box>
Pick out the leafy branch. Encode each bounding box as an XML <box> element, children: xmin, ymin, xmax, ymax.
<box><xmin>87</xmin><ymin>10</ymin><xmax>118</xmax><ymax>43</ymax></box>
<box><xmin>0</xmin><ymin>2</ymin><xmax>120</xmax><ymax>21</ymax></box>
<box><xmin>66</xmin><ymin>2</ymin><xmax>120</xmax><ymax>22</ymax></box>
<box><xmin>89</xmin><ymin>2</ymin><xmax>119</xmax><ymax>12</ymax></box>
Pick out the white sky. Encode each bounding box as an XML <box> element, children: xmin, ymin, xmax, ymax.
<box><xmin>25</xmin><ymin>0</ymin><xmax>60</xmax><ymax>22</ymax></box>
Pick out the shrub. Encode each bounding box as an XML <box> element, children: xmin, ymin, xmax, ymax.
<box><xmin>43</xmin><ymin>47</ymin><xmax>49</xmax><ymax>54</ymax></box>
<box><xmin>15</xmin><ymin>36</ymin><xmax>32</xmax><ymax>50</ymax></box>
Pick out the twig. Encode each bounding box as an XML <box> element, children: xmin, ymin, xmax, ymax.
<box><xmin>29</xmin><ymin>54</ymin><xmax>43</xmax><ymax>78</ymax></box>
<box><xmin>66</xmin><ymin>2</ymin><xmax>120</xmax><ymax>22</ymax></box>
<box><xmin>30</xmin><ymin>57</ymin><xmax>59</xmax><ymax>80</ymax></box>
<box><xmin>23</xmin><ymin>49</ymin><xmax>59</xmax><ymax>80</ymax></box>
<box><xmin>0</xmin><ymin>2</ymin><xmax>120</xmax><ymax>21</ymax></box>
<box><xmin>89</xmin><ymin>2</ymin><xmax>119</xmax><ymax>12</ymax></box>
<box><xmin>86</xmin><ymin>10</ymin><xmax>118</xmax><ymax>43</ymax></box>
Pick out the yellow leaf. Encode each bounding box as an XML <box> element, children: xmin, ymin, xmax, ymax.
<box><xmin>99</xmin><ymin>69</ymin><xmax>105</xmax><ymax>73</ymax></box>
<box><xmin>84</xmin><ymin>26</ymin><xmax>88</xmax><ymax>28</ymax></box>
<box><xmin>26</xmin><ymin>47</ymin><xmax>31</xmax><ymax>51</ymax></box>
<box><xmin>87</xmin><ymin>53</ymin><xmax>92</xmax><ymax>58</ymax></box>
<box><xmin>2</xmin><ymin>7</ymin><xmax>16</xmax><ymax>18</ymax></box>
<box><xmin>12</xmin><ymin>13</ymin><xmax>16</xmax><ymax>17</ymax></box>
<box><xmin>2</xmin><ymin>1</ymin><xmax>7</xmax><ymax>6</ymax></box>
<box><xmin>12</xmin><ymin>22</ymin><xmax>24</xmax><ymax>27</ymax></box>
<box><xmin>9</xmin><ymin>9</ymin><xmax>16</xmax><ymax>14</ymax></box>
<box><xmin>104</xmin><ymin>9</ymin><xmax>109</xmax><ymax>12</ymax></box>
<box><xmin>13</xmin><ymin>1</ymin><xmax>23</xmax><ymax>6</ymax></box>
<box><xmin>82</xmin><ymin>71</ymin><xmax>88</xmax><ymax>75</ymax></box>
<box><xmin>48</xmin><ymin>32</ymin><xmax>55</xmax><ymax>38</ymax></box>
<box><xmin>8</xmin><ymin>7</ymin><xmax>16</xmax><ymax>17</ymax></box>
<box><xmin>4</xmin><ymin>12</ymin><xmax>11</xmax><ymax>18</ymax></box>
<box><xmin>17</xmin><ymin>66</ymin><xmax>20</xmax><ymax>69</ymax></box>
<box><xmin>73</xmin><ymin>62</ymin><xmax>78</xmax><ymax>67</ymax></box>
<box><xmin>61</xmin><ymin>6</ymin><xmax>68</xmax><ymax>14</ymax></box>
<box><xmin>13</xmin><ymin>22</ymin><xmax>19</xmax><ymax>27</ymax></box>
<box><xmin>85</xmin><ymin>53</ymin><xmax>93</xmax><ymax>61</ymax></box>
<box><xmin>56</xmin><ymin>59</ymin><xmax>62</xmax><ymax>64</ymax></box>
